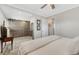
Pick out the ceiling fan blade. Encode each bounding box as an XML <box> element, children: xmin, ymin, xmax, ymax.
<box><xmin>41</xmin><ymin>4</ymin><xmax>47</xmax><ymax>9</ymax></box>
<box><xmin>50</xmin><ymin>4</ymin><xmax>55</xmax><ymax>9</ymax></box>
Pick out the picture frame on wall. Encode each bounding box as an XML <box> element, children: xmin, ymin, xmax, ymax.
<box><xmin>37</xmin><ymin>19</ymin><xmax>41</xmax><ymax>30</ymax></box>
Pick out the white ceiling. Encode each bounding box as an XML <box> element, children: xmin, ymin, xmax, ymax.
<box><xmin>1</xmin><ymin>4</ymin><xmax>79</xmax><ymax>18</ymax></box>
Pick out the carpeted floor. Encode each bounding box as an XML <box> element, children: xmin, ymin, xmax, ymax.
<box><xmin>0</xmin><ymin>36</ymin><xmax>32</xmax><ymax>55</ymax></box>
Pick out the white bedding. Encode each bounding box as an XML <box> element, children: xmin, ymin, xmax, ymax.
<box><xmin>28</xmin><ymin>37</ymin><xmax>79</xmax><ymax>55</ymax></box>
<box><xmin>2</xmin><ymin>35</ymin><xmax>79</xmax><ymax>55</ymax></box>
<box><xmin>9</xmin><ymin>35</ymin><xmax>61</xmax><ymax>55</ymax></box>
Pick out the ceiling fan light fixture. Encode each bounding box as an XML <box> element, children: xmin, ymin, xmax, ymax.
<box><xmin>50</xmin><ymin>4</ymin><xmax>55</xmax><ymax>9</ymax></box>
<box><xmin>41</xmin><ymin>4</ymin><xmax>47</xmax><ymax>9</ymax></box>
<box><xmin>40</xmin><ymin>4</ymin><xmax>55</xmax><ymax>10</ymax></box>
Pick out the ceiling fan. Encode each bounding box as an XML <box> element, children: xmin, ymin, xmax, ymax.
<box><xmin>40</xmin><ymin>4</ymin><xmax>55</xmax><ymax>10</ymax></box>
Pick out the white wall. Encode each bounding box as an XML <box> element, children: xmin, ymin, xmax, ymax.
<box><xmin>0</xmin><ymin>10</ymin><xmax>5</xmax><ymax>26</ymax></box>
<box><xmin>0</xmin><ymin>5</ymin><xmax>48</xmax><ymax>39</ymax></box>
<box><xmin>41</xmin><ymin>18</ymin><xmax>48</xmax><ymax>37</ymax></box>
<box><xmin>54</xmin><ymin>7</ymin><xmax>79</xmax><ymax>38</ymax></box>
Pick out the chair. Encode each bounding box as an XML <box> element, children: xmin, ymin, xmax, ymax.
<box><xmin>0</xmin><ymin>26</ymin><xmax>13</xmax><ymax>53</ymax></box>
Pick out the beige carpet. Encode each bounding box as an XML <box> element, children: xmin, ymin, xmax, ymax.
<box><xmin>0</xmin><ymin>36</ymin><xmax>32</xmax><ymax>55</ymax></box>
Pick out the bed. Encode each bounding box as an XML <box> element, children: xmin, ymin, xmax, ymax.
<box><xmin>28</xmin><ymin>37</ymin><xmax>79</xmax><ymax>55</ymax></box>
<box><xmin>9</xmin><ymin>35</ymin><xmax>62</xmax><ymax>55</ymax></box>
<box><xmin>5</xmin><ymin>35</ymin><xmax>79</xmax><ymax>55</ymax></box>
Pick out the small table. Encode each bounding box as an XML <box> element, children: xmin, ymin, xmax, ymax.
<box><xmin>0</xmin><ymin>37</ymin><xmax>13</xmax><ymax>53</ymax></box>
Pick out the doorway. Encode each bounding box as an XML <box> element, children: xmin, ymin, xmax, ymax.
<box><xmin>48</xmin><ymin>19</ymin><xmax>54</xmax><ymax>35</ymax></box>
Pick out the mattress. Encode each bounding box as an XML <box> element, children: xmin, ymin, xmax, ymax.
<box><xmin>28</xmin><ymin>37</ymin><xmax>79</xmax><ymax>55</ymax></box>
<box><xmin>9</xmin><ymin>35</ymin><xmax>62</xmax><ymax>55</ymax></box>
